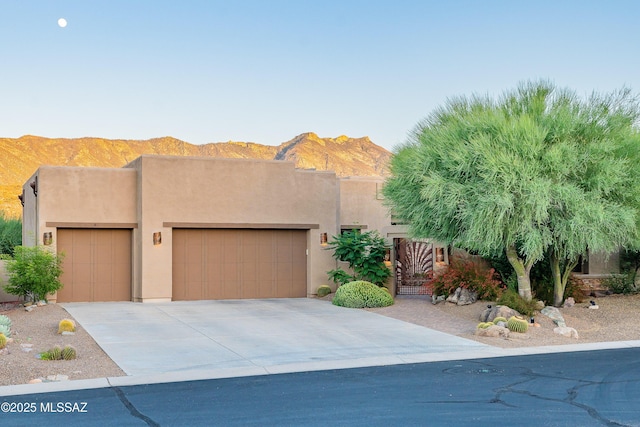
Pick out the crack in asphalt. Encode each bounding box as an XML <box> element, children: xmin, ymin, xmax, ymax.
<box><xmin>438</xmin><ymin>360</ymin><xmax>634</xmax><ymax>427</ymax></box>
<box><xmin>112</xmin><ymin>386</ymin><xmax>160</xmax><ymax>427</ymax></box>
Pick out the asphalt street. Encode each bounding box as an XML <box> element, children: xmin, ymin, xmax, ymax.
<box><xmin>2</xmin><ymin>347</ymin><xmax>639</xmax><ymax>426</ymax></box>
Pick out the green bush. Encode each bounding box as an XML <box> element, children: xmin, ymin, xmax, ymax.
<box><xmin>332</xmin><ymin>280</ymin><xmax>394</xmax><ymax>308</ymax></box>
<box><xmin>326</xmin><ymin>230</ymin><xmax>391</xmax><ymax>287</ymax></box>
<box><xmin>496</xmin><ymin>289</ymin><xmax>538</xmax><ymax>317</ymax></box>
<box><xmin>3</xmin><ymin>246</ymin><xmax>65</xmax><ymax>302</ymax></box>
<box><xmin>0</xmin><ymin>212</ymin><xmax>21</xmax><ymax>257</ymax></box>
<box><xmin>602</xmin><ymin>274</ymin><xmax>638</xmax><ymax>295</ymax></box>
<box><xmin>425</xmin><ymin>259</ymin><xmax>503</xmax><ymax>300</ymax></box>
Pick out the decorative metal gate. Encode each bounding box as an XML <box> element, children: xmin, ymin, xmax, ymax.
<box><xmin>394</xmin><ymin>238</ymin><xmax>433</xmax><ymax>295</ymax></box>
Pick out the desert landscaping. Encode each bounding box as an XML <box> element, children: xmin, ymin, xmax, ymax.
<box><xmin>1</xmin><ymin>293</ymin><xmax>639</xmax><ymax>387</ymax></box>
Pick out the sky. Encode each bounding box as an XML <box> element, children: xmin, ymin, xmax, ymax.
<box><xmin>1</xmin><ymin>1</ymin><xmax>639</xmax><ymax>151</ymax></box>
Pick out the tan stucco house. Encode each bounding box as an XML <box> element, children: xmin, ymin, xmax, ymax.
<box><xmin>15</xmin><ymin>154</ymin><xmax>619</xmax><ymax>303</ymax></box>
<box><xmin>19</xmin><ymin>155</ymin><xmax>423</xmax><ymax>303</ymax></box>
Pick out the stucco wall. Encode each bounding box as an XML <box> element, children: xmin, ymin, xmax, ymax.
<box><xmin>0</xmin><ymin>261</ymin><xmax>16</xmax><ymax>302</ymax></box>
<box><xmin>339</xmin><ymin>178</ymin><xmax>391</xmax><ymax>234</ymax></box>
<box><xmin>22</xmin><ymin>166</ymin><xmax>138</xmax><ymax>302</ymax></box>
<box><xmin>588</xmin><ymin>251</ymin><xmax>620</xmax><ymax>275</ymax></box>
<box><xmin>126</xmin><ymin>155</ymin><xmax>339</xmax><ymax>301</ymax></box>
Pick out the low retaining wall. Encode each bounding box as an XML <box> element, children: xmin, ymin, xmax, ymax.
<box><xmin>0</xmin><ymin>260</ymin><xmax>20</xmax><ymax>303</ymax></box>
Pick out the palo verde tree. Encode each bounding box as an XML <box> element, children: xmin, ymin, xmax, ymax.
<box><xmin>383</xmin><ymin>80</ymin><xmax>640</xmax><ymax>303</ymax></box>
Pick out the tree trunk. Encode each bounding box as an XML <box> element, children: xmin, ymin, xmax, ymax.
<box><xmin>550</xmin><ymin>252</ymin><xmax>579</xmax><ymax>307</ymax></box>
<box><xmin>506</xmin><ymin>244</ymin><xmax>533</xmax><ymax>301</ymax></box>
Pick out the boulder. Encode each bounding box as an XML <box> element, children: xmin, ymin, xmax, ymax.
<box><xmin>541</xmin><ymin>306</ymin><xmax>566</xmax><ymax>327</ymax></box>
<box><xmin>479</xmin><ymin>305</ymin><xmax>520</xmax><ymax>323</ymax></box>
<box><xmin>554</xmin><ymin>326</ymin><xmax>579</xmax><ymax>339</ymax></box>
<box><xmin>475</xmin><ymin>325</ymin><xmax>510</xmax><ymax>338</ymax></box>
<box><xmin>431</xmin><ymin>295</ymin><xmax>446</xmax><ymax>305</ymax></box>
<box><xmin>563</xmin><ymin>297</ymin><xmax>575</xmax><ymax>308</ymax></box>
<box><xmin>446</xmin><ymin>287</ymin><xmax>478</xmax><ymax>306</ymax></box>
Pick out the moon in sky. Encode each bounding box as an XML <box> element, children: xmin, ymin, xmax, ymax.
<box><xmin>57</xmin><ymin>18</ymin><xmax>67</xmax><ymax>28</ymax></box>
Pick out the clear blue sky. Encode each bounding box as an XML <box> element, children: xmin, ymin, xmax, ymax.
<box><xmin>1</xmin><ymin>1</ymin><xmax>638</xmax><ymax>151</ymax></box>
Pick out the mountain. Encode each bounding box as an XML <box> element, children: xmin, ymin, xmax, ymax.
<box><xmin>0</xmin><ymin>132</ymin><xmax>392</xmax><ymax>217</ymax></box>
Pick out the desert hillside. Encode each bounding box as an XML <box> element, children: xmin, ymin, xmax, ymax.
<box><xmin>0</xmin><ymin>132</ymin><xmax>391</xmax><ymax>217</ymax></box>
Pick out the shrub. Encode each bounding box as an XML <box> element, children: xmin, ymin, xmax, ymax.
<box><xmin>0</xmin><ymin>212</ymin><xmax>21</xmax><ymax>257</ymax></box>
<box><xmin>332</xmin><ymin>280</ymin><xmax>394</xmax><ymax>308</ymax></box>
<box><xmin>496</xmin><ymin>289</ymin><xmax>538</xmax><ymax>317</ymax></box>
<box><xmin>326</xmin><ymin>230</ymin><xmax>391</xmax><ymax>287</ymax></box>
<box><xmin>3</xmin><ymin>246</ymin><xmax>64</xmax><ymax>302</ymax></box>
<box><xmin>316</xmin><ymin>285</ymin><xmax>332</xmax><ymax>298</ymax></box>
<box><xmin>602</xmin><ymin>274</ymin><xmax>638</xmax><ymax>295</ymax></box>
<box><xmin>58</xmin><ymin>318</ymin><xmax>76</xmax><ymax>334</ymax></box>
<box><xmin>425</xmin><ymin>259</ymin><xmax>503</xmax><ymax>300</ymax></box>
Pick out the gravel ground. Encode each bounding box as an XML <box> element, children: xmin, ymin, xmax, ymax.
<box><xmin>368</xmin><ymin>293</ymin><xmax>640</xmax><ymax>348</ymax></box>
<box><xmin>0</xmin><ymin>303</ymin><xmax>124</xmax><ymax>387</ymax></box>
<box><xmin>1</xmin><ymin>294</ymin><xmax>639</xmax><ymax>387</ymax></box>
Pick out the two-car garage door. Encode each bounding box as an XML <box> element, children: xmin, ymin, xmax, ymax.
<box><xmin>172</xmin><ymin>229</ymin><xmax>307</xmax><ymax>300</ymax></box>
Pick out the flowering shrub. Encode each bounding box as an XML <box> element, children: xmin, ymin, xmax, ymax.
<box><xmin>425</xmin><ymin>259</ymin><xmax>503</xmax><ymax>300</ymax></box>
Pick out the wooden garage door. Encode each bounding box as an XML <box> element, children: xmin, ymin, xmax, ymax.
<box><xmin>172</xmin><ymin>229</ymin><xmax>307</xmax><ymax>300</ymax></box>
<box><xmin>57</xmin><ymin>229</ymin><xmax>132</xmax><ymax>302</ymax></box>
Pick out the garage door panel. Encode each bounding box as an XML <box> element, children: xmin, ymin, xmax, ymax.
<box><xmin>57</xmin><ymin>229</ymin><xmax>131</xmax><ymax>302</ymax></box>
<box><xmin>172</xmin><ymin>229</ymin><xmax>306</xmax><ymax>300</ymax></box>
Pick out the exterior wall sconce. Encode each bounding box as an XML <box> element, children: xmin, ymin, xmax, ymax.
<box><xmin>153</xmin><ymin>232</ymin><xmax>162</xmax><ymax>245</ymax></box>
<box><xmin>43</xmin><ymin>232</ymin><xmax>53</xmax><ymax>246</ymax></box>
<box><xmin>320</xmin><ymin>232</ymin><xmax>328</xmax><ymax>246</ymax></box>
<box><xmin>435</xmin><ymin>247</ymin><xmax>445</xmax><ymax>263</ymax></box>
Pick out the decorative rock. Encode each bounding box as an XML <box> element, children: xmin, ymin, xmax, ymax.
<box><xmin>541</xmin><ymin>306</ymin><xmax>566</xmax><ymax>327</ymax></box>
<box><xmin>479</xmin><ymin>305</ymin><xmax>520</xmax><ymax>323</ymax></box>
<box><xmin>457</xmin><ymin>288</ymin><xmax>478</xmax><ymax>306</ymax></box>
<box><xmin>534</xmin><ymin>300</ymin><xmax>545</xmax><ymax>310</ymax></box>
<box><xmin>554</xmin><ymin>326</ymin><xmax>579</xmax><ymax>339</ymax></box>
<box><xmin>447</xmin><ymin>287</ymin><xmax>478</xmax><ymax>305</ymax></box>
<box><xmin>37</xmin><ymin>300</ymin><xmax>47</xmax><ymax>307</ymax></box>
<box><xmin>20</xmin><ymin>343</ymin><xmax>33</xmax><ymax>353</ymax></box>
<box><xmin>588</xmin><ymin>304</ymin><xmax>599</xmax><ymax>310</ymax></box>
<box><xmin>475</xmin><ymin>325</ymin><xmax>510</xmax><ymax>338</ymax></box>
<box><xmin>28</xmin><ymin>378</ymin><xmax>42</xmax><ymax>384</ymax></box>
<box><xmin>563</xmin><ymin>297</ymin><xmax>575</xmax><ymax>308</ymax></box>
<box><xmin>24</xmin><ymin>305</ymin><xmax>35</xmax><ymax>312</ymax></box>
<box><xmin>46</xmin><ymin>374</ymin><xmax>69</xmax><ymax>382</ymax></box>
<box><xmin>61</xmin><ymin>331</ymin><xmax>75</xmax><ymax>336</ymax></box>
<box><xmin>431</xmin><ymin>295</ymin><xmax>446</xmax><ymax>305</ymax></box>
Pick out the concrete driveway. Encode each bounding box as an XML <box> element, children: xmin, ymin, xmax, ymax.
<box><xmin>63</xmin><ymin>298</ymin><xmax>492</xmax><ymax>381</ymax></box>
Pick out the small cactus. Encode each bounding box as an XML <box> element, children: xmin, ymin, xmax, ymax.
<box><xmin>58</xmin><ymin>318</ymin><xmax>76</xmax><ymax>334</ymax></box>
<box><xmin>0</xmin><ymin>314</ymin><xmax>11</xmax><ymax>329</ymax></box>
<box><xmin>0</xmin><ymin>333</ymin><xmax>6</xmax><ymax>349</ymax></box>
<box><xmin>477</xmin><ymin>322</ymin><xmax>492</xmax><ymax>329</ymax></box>
<box><xmin>507</xmin><ymin>316</ymin><xmax>529</xmax><ymax>333</ymax></box>
<box><xmin>492</xmin><ymin>316</ymin><xmax>508</xmax><ymax>324</ymax></box>
<box><xmin>317</xmin><ymin>285</ymin><xmax>332</xmax><ymax>298</ymax></box>
<box><xmin>61</xmin><ymin>345</ymin><xmax>77</xmax><ymax>360</ymax></box>
<box><xmin>49</xmin><ymin>345</ymin><xmax>63</xmax><ymax>360</ymax></box>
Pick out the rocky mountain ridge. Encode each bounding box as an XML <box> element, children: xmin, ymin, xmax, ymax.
<box><xmin>0</xmin><ymin>132</ymin><xmax>391</xmax><ymax>217</ymax></box>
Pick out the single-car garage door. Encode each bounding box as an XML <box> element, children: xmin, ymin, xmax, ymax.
<box><xmin>57</xmin><ymin>229</ymin><xmax>132</xmax><ymax>302</ymax></box>
<box><xmin>172</xmin><ymin>229</ymin><xmax>307</xmax><ymax>300</ymax></box>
